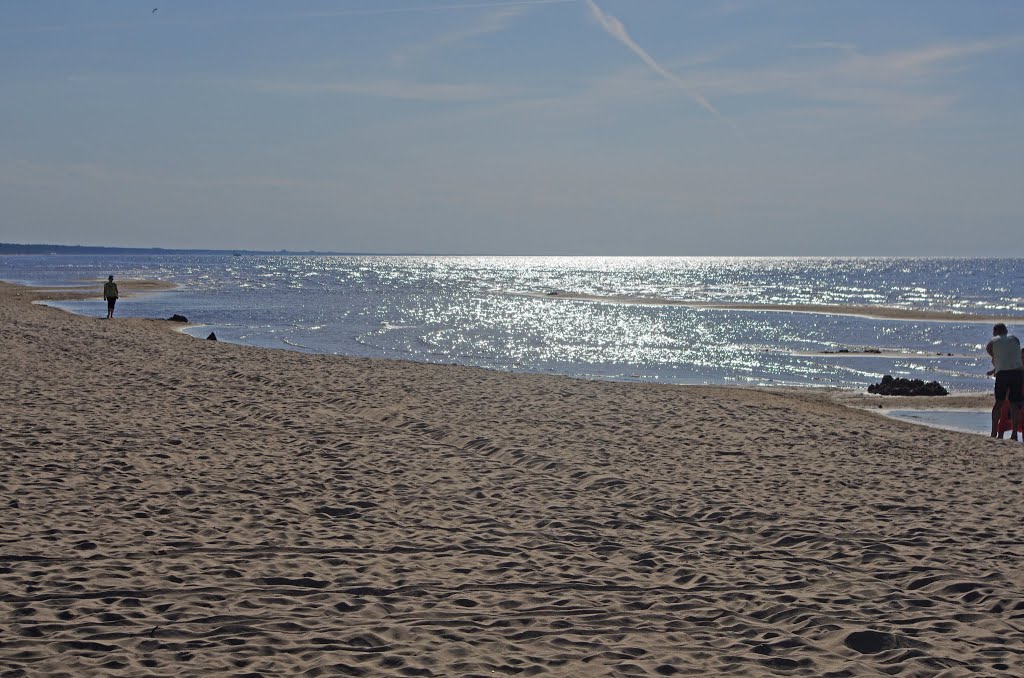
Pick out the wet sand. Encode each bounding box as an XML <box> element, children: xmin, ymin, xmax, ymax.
<box><xmin>2</xmin><ymin>281</ymin><xmax>1023</xmax><ymax>676</ymax></box>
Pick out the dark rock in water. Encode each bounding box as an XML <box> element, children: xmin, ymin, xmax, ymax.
<box><xmin>167</xmin><ymin>314</ymin><xmax>188</xmax><ymax>322</ymax></box>
<box><xmin>206</xmin><ymin>332</ymin><xmax>217</xmax><ymax>341</ymax></box>
<box><xmin>546</xmin><ymin>291</ymin><xmax>559</xmax><ymax>296</ymax></box>
<box><xmin>868</xmin><ymin>374</ymin><xmax>948</xmax><ymax>396</ymax></box>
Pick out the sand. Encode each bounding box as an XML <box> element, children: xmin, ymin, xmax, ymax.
<box><xmin>1</xmin><ymin>280</ymin><xmax>1023</xmax><ymax>677</ymax></box>
<box><xmin>531</xmin><ymin>291</ymin><xmax>1024</xmax><ymax>324</ymax></box>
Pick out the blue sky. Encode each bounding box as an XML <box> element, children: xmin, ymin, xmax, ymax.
<box><xmin>2</xmin><ymin>0</ymin><xmax>1022</xmax><ymax>254</ymax></box>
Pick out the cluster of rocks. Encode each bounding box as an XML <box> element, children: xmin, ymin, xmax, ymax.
<box><xmin>868</xmin><ymin>375</ymin><xmax>948</xmax><ymax>396</ymax></box>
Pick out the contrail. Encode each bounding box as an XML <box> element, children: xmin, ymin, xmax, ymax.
<box><xmin>585</xmin><ymin>0</ymin><xmax>720</xmax><ymax>117</ymax></box>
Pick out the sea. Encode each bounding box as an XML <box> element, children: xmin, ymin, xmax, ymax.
<box><xmin>3</xmin><ymin>255</ymin><xmax>1021</xmax><ymax>405</ymax></box>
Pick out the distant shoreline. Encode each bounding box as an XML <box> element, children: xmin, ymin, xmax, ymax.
<box><xmin>0</xmin><ymin>243</ymin><xmax>353</xmax><ymax>256</ymax></box>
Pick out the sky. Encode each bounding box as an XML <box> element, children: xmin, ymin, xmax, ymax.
<box><xmin>1</xmin><ymin>0</ymin><xmax>1022</xmax><ymax>255</ymax></box>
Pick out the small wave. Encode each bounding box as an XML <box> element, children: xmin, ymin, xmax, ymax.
<box><xmin>281</xmin><ymin>337</ymin><xmax>309</xmax><ymax>349</ymax></box>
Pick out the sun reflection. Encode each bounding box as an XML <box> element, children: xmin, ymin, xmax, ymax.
<box><xmin>9</xmin><ymin>254</ymin><xmax>1009</xmax><ymax>390</ymax></box>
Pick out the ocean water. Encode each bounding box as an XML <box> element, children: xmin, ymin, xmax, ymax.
<box><xmin>3</xmin><ymin>254</ymin><xmax>1022</xmax><ymax>392</ymax></box>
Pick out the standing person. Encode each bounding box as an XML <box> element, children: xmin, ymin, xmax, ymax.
<box><xmin>986</xmin><ymin>323</ymin><xmax>1023</xmax><ymax>440</ymax></box>
<box><xmin>993</xmin><ymin>347</ymin><xmax>1024</xmax><ymax>437</ymax></box>
<box><xmin>103</xmin><ymin>275</ymin><xmax>119</xmax><ymax>319</ymax></box>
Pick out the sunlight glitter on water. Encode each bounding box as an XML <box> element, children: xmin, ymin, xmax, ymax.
<box><xmin>6</xmin><ymin>254</ymin><xmax>1021</xmax><ymax>391</ymax></box>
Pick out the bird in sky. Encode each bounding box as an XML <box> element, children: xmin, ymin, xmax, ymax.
<box><xmin>152</xmin><ymin>8</ymin><xmax>158</xmax><ymax>13</ymax></box>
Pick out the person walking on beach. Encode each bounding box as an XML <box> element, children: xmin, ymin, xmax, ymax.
<box><xmin>103</xmin><ymin>275</ymin><xmax>119</xmax><ymax>319</ymax></box>
<box><xmin>986</xmin><ymin>323</ymin><xmax>1023</xmax><ymax>440</ymax></box>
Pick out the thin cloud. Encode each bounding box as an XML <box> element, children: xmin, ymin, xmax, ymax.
<box><xmin>249</xmin><ymin>78</ymin><xmax>514</xmax><ymax>102</ymax></box>
<box><xmin>715</xmin><ymin>0</ymin><xmax>761</xmax><ymax>16</ymax></box>
<box><xmin>667</xmin><ymin>35</ymin><xmax>1024</xmax><ymax>122</ymax></box>
<box><xmin>392</xmin><ymin>6</ymin><xmax>529</xmax><ymax>67</ymax></box>
<box><xmin>462</xmin><ymin>32</ymin><xmax>1022</xmax><ymax>127</ymax></box>
<box><xmin>292</xmin><ymin>0</ymin><xmax>574</xmax><ymax>20</ymax></box>
<box><xmin>0</xmin><ymin>161</ymin><xmax>308</xmax><ymax>190</ymax></box>
<box><xmin>838</xmin><ymin>36</ymin><xmax>1024</xmax><ymax>82</ymax></box>
<box><xmin>0</xmin><ymin>0</ymin><xmax>575</xmax><ymax>34</ymax></box>
<box><xmin>585</xmin><ymin>0</ymin><xmax>721</xmax><ymax>117</ymax></box>
<box><xmin>790</xmin><ymin>42</ymin><xmax>856</xmax><ymax>52</ymax></box>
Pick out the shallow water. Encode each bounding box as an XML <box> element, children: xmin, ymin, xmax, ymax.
<box><xmin>884</xmin><ymin>409</ymin><xmax>994</xmax><ymax>435</ymax></box>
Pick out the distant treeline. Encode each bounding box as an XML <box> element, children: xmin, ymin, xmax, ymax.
<box><xmin>0</xmin><ymin>243</ymin><xmax>346</xmax><ymax>256</ymax></box>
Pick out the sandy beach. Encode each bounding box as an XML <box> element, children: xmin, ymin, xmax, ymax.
<box><xmin>2</xmin><ymin>280</ymin><xmax>1023</xmax><ymax>677</ymax></box>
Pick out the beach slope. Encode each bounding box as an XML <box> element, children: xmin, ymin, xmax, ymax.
<box><xmin>1</xmin><ymin>281</ymin><xmax>1022</xmax><ymax>676</ymax></box>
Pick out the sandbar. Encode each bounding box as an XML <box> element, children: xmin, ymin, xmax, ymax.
<box><xmin>530</xmin><ymin>290</ymin><xmax>1024</xmax><ymax>323</ymax></box>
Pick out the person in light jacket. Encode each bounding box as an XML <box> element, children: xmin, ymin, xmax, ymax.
<box><xmin>103</xmin><ymin>275</ymin><xmax>119</xmax><ymax>319</ymax></box>
<box><xmin>986</xmin><ymin>323</ymin><xmax>1023</xmax><ymax>440</ymax></box>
